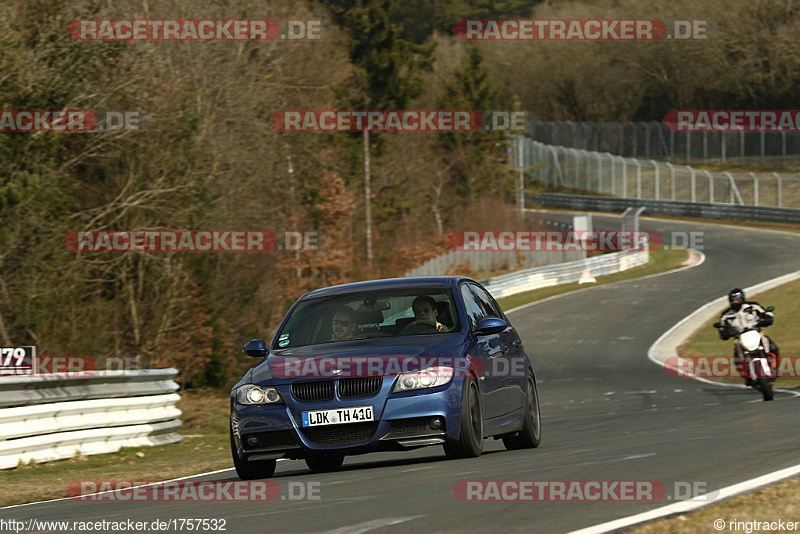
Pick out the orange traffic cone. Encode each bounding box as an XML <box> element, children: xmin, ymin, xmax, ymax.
<box><xmin>578</xmin><ymin>268</ymin><xmax>597</xmax><ymax>284</ymax></box>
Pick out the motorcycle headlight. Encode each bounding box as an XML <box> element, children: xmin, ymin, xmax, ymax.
<box><xmin>393</xmin><ymin>366</ymin><xmax>454</xmax><ymax>393</ymax></box>
<box><xmin>236</xmin><ymin>384</ymin><xmax>283</xmax><ymax>405</ymax></box>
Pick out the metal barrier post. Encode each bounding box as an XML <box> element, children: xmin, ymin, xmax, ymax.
<box><xmin>666</xmin><ymin>162</ymin><xmax>676</xmax><ymax>200</ymax></box>
<box><xmin>651</xmin><ymin>160</ymin><xmax>660</xmax><ymax>200</ymax></box>
<box><xmin>634</xmin><ymin>160</ymin><xmax>642</xmax><ymax>199</ymax></box>
<box><xmin>750</xmin><ymin>172</ymin><xmax>759</xmax><ymax>206</ymax></box>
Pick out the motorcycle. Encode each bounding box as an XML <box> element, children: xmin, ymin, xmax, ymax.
<box><xmin>714</xmin><ymin>305</ymin><xmax>777</xmax><ymax>402</ymax></box>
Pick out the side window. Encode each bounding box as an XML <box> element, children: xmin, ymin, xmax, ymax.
<box><xmin>468</xmin><ymin>284</ymin><xmax>504</xmax><ymax>320</ymax></box>
<box><xmin>460</xmin><ymin>284</ymin><xmax>486</xmax><ymax>331</ymax></box>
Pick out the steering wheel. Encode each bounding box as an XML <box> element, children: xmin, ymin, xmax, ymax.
<box><xmin>400</xmin><ymin>319</ymin><xmax>438</xmax><ymax>335</ymax></box>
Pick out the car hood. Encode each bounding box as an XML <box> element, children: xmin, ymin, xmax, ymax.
<box><xmin>250</xmin><ymin>335</ymin><xmax>467</xmax><ymax>385</ymax></box>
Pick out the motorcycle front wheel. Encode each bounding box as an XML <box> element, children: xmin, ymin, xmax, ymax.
<box><xmin>756</xmin><ymin>377</ymin><xmax>774</xmax><ymax>401</ymax></box>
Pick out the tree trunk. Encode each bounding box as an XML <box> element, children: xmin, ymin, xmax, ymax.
<box><xmin>364</xmin><ymin>129</ymin><xmax>373</xmax><ymax>269</ymax></box>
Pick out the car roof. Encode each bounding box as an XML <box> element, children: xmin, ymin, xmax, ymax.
<box><xmin>301</xmin><ymin>276</ymin><xmax>474</xmax><ymax>300</ymax></box>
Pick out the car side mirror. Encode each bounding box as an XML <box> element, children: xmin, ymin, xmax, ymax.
<box><xmin>474</xmin><ymin>317</ymin><xmax>507</xmax><ymax>336</ymax></box>
<box><xmin>765</xmin><ymin>306</ymin><xmax>775</xmax><ymax>312</ymax></box>
<box><xmin>242</xmin><ymin>339</ymin><xmax>268</xmax><ymax>358</ymax></box>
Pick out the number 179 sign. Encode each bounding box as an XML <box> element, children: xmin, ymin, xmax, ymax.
<box><xmin>0</xmin><ymin>346</ymin><xmax>35</xmax><ymax>376</ymax></box>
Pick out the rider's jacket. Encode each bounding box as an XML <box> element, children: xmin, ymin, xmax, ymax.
<box><xmin>718</xmin><ymin>301</ymin><xmax>773</xmax><ymax>338</ymax></box>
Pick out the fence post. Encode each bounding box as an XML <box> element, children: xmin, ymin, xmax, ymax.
<box><xmin>721</xmin><ymin>132</ymin><xmax>726</xmax><ymax>164</ymax></box>
<box><xmin>634</xmin><ymin>159</ymin><xmax>642</xmax><ymax>199</ymax></box>
<box><xmin>569</xmin><ymin>121</ymin><xmax>578</xmax><ymax>149</ymax></box>
<box><xmin>622</xmin><ymin>157</ymin><xmax>628</xmax><ymax>197</ymax></box>
<box><xmin>670</xmin><ymin>129</ymin><xmax>675</xmax><ymax>160</ymax></box>
<box><xmin>651</xmin><ymin>160</ymin><xmax>660</xmax><ymax>200</ymax></box>
<box><xmin>740</xmin><ymin>131</ymin><xmax>745</xmax><ymax>162</ymax></box>
<box><xmin>703</xmin><ymin>131</ymin><xmax>708</xmax><ymax>163</ymax></box>
<box><xmin>583</xmin><ymin>123</ymin><xmax>591</xmax><ymax>150</ymax></box>
<box><xmin>750</xmin><ymin>172</ymin><xmax>758</xmax><ymax>206</ymax></box>
<box><xmin>781</xmin><ymin>131</ymin><xmax>787</xmax><ymax>165</ymax></box>
<box><xmin>550</xmin><ymin>146</ymin><xmax>564</xmax><ymax>186</ymax></box>
<box><xmin>666</xmin><ymin>162</ymin><xmax>676</xmax><ymax>200</ymax></box>
<box><xmin>584</xmin><ymin>149</ymin><xmax>590</xmax><ymax>191</ymax></box>
<box><xmin>690</xmin><ymin>167</ymin><xmax>697</xmax><ymax>202</ymax></box>
<box><xmin>656</xmin><ymin>122</ymin><xmax>668</xmax><ymax>158</ymax></box>
<box><xmin>686</xmin><ymin>131</ymin><xmax>691</xmax><ymax>163</ymax></box>
<box><xmin>723</xmin><ymin>172</ymin><xmax>744</xmax><ymax>205</ymax></box>
<box><xmin>772</xmin><ymin>172</ymin><xmax>782</xmax><ymax>207</ymax></box>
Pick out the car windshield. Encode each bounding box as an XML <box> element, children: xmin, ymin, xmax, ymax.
<box><xmin>273</xmin><ymin>288</ymin><xmax>460</xmax><ymax>349</ymax></box>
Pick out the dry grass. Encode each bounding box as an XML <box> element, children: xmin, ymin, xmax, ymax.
<box><xmin>0</xmin><ymin>388</ymin><xmax>232</xmax><ymax>507</ymax></box>
<box><xmin>631</xmin><ymin>477</ymin><xmax>800</xmax><ymax>533</ymax></box>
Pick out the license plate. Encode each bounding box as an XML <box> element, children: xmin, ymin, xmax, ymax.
<box><xmin>301</xmin><ymin>406</ymin><xmax>374</xmax><ymax>427</ymax></box>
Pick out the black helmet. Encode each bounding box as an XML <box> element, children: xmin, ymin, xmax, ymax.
<box><xmin>728</xmin><ymin>288</ymin><xmax>745</xmax><ymax>310</ymax></box>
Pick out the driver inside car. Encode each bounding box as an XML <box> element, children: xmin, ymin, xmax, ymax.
<box><xmin>331</xmin><ymin>306</ymin><xmax>357</xmax><ymax>341</ymax></box>
<box><xmin>399</xmin><ymin>295</ymin><xmax>449</xmax><ymax>335</ymax></box>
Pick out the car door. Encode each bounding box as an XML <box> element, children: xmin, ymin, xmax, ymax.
<box><xmin>459</xmin><ymin>282</ymin><xmax>504</xmax><ymax>420</ymax></box>
<box><xmin>467</xmin><ymin>283</ymin><xmax>523</xmax><ymax>416</ymax></box>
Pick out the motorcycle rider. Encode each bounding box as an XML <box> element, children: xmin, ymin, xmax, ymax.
<box><xmin>716</xmin><ymin>288</ymin><xmax>779</xmax><ymax>385</ymax></box>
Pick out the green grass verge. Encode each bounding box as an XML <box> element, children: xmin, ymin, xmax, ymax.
<box><xmin>630</xmin><ymin>477</ymin><xmax>800</xmax><ymax>533</ymax></box>
<box><xmin>497</xmin><ymin>248</ymin><xmax>690</xmax><ymax>311</ymax></box>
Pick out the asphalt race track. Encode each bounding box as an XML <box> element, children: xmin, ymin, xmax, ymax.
<box><xmin>3</xmin><ymin>215</ymin><xmax>799</xmax><ymax>533</ymax></box>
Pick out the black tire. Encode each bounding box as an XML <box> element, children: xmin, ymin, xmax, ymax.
<box><xmin>230</xmin><ymin>429</ymin><xmax>277</xmax><ymax>480</ymax></box>
<box><xmin>444</xmin><ymin>377</ymin><xmax>483</xmax><ymax>459</ymax></box>
<box><xmin>305</xmin><ymin>455</ymin><xmax>344</xmax><ymax>472</ymax></box>
<box><xmin>757</xmin><ymin>377</ymin><xmax>774</xmax><ymax>401</ymax></box>
<box><xmin>503</xmin><ymin>374</ymin><xmax>542</xmax><ymax>450</ymax></box>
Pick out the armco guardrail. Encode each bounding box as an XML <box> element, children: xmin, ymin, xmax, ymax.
<box><xmin>526</xmin><ymin>193</ymin><xmax>800</xmax><ymax>224</ymax></box>
<box><xmin>0</xmin><ymin>369</ymin><xmax>182</xmax><ymax>469</ymax></box>
<box><xmin>483</xmin><ymin>244</ymin><xmax>649</xmax><ymax>299</ymax></box>
<box><xmin>405</xmin><ymin>244</ymin><xmax>586</xmax><ymax>277</ymax></box>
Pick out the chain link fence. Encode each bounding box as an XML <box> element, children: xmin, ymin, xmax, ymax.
<box><xmin>515</xmin><ymin>137</ymin><xmax>800</xmax><ymax>208</ymax></box>
<box><xmin>528</xmin><ymin>121</ymin><xmax>800</xmax><ymax>168</ymax></box>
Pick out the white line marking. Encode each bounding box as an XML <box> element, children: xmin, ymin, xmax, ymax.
<box><xmin>567</xmin><ymin>463</ymin><xmax>800</xmax><ymax>534</ymax></box>
<box><xmin>322</xmin><ymin>516</ymin><xmax>424</xmax><ymax>534</ymax></box>
<box><xmin>613</xmin><ymin>453</ymin><xmax>656</xmax><ymax>461</ymax></box>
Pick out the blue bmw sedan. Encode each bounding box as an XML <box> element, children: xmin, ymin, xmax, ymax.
<box><xmin>230</xmin><ymin>276</ymin><xmax>541</xmax><ymax>479</ymax></box>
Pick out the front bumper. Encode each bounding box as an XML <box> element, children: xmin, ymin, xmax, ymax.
<box><xmin>231</xmin><ymin>378</ymin><xmax>463</xmax><ymax>460</ymax></box>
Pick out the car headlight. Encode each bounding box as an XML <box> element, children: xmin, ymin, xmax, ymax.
<box><xmin>236</xmin><ymin>384</ymin><xmax>283</xmax><ymax>405</ymax></box>
<box><xmin>392</xmin><ymin>366</ymin><xmax>454</xmax><ymax>393</ymax></box>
